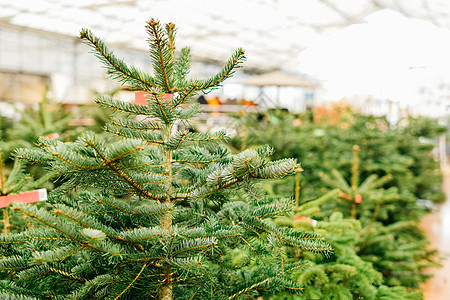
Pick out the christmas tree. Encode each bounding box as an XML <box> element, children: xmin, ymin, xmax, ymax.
<box><xmin>0</xmin><ymin>92</ymin><xmax>93</xmax><ymax>196</ymax></box>
<box><xmin>317</xmin><ymin>146</ymin><xmax>437</xmax><ymax>293</ymax></box>
<box><xmin>231</xmin><ymin>109</ymin><xmax>445</xmax><ymax>204</ymax></box>
<box><xmin>268</xmin><ymin>146</ymin><xmax>434</xmax><ymax>299</ymax></box>
<box><xmin>0</xmin><ymin>90</ymin><xmax>102</xmax><ymax>239</ymax></box>
<box><xmin>0</xmin><ymin>92</ymin><xmax>82</xmax><ymax>163</ymax></box>
<box><xmin>274</xmin><ymin>210</ymin><xmax>424</xmax><ymax>300</ymax></box>
<box><xmin>0</xmin><ymin>19</ymin><xmax>332</xmax><ymax>299</ymax></box>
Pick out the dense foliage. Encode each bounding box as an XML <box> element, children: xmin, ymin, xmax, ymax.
<box><xmin>0</xmin><ymin>90</ymin><xmax>102</xmax><ymax>236</ymax></box>
<box><xmin>231</xmin><ymin>108</ymin><xmax>445</xmax><ymax>204</ymax></box>
<box><xmin>0</xmin><ymin>97</ymin><xmax>87</xmax><ymax>164</ymax></box>
<box><xmin>0</xmin><ymin>15</ymin><xmax>444</xmax><ymax>300</ymax></box>
<box><xmin>231</xmin><ymin>109</ymin><xmax>443</xmax><ymax>298</ymax></box>
<box><xmin>0</xmin><ymin>19</ymin><xmax>333</xmax><ymax>300</ymax></box>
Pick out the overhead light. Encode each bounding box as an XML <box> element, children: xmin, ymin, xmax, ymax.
<box><xmin>84</xmin><ymin>0</ymin><xmax>136</xmax><ymax>9</ymax></box>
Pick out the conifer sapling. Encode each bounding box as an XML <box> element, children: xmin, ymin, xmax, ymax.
<box><xmin>0</xmin><ymin>18</ymin><xmax>332</xmax><ymax>299</ymax></box>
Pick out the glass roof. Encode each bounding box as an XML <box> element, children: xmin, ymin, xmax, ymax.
<box><xmin>2</xmin><ymin>0</ymin><xmax>449</xmax><ymax>71</ymax></box>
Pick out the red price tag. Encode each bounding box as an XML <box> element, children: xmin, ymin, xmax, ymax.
<box><xmin>0</xmin><ymin>189</ymin><xmax>47</xmax><ymax>208</ymax></box>
<box><xmin>135</xmin><ymin>92</ymin><xmax>149</xmax><ymax>105</ymax></box>
<box><xmin>135</xmin><ymin>92</ymin><xmax>173</xmax><ymax>105</ymax></box>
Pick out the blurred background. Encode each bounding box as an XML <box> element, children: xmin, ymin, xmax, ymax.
<box><xmin>2</xmin><ymin>1</ymin><xmax>450</xmax><ymax>118</ymax></box>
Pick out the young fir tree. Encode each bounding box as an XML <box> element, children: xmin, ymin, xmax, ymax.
<box><xmin>271</xmin><ymin>174</ymin><xmax>423</xmax><ymax>299</ymax></box>
<box><xmin>0</xmin><ymin>19</ymin><xmax>332</xmax><ymax>299</ymax></box>
<box><xmin>230</xmin><ymin>109</ymin><xmax>445</xmax><ymax>204</ymax></box>
<box><xmin>0</xmin><ymin>92</ymin><xmax>81</xmax><ymax>163</ymax></box>
<box><xmin>274</xmin><ymin>209</ymin><xmax>423</xmax><ymax>299</ymax></box>
<box><xmin>318</xmin><ymin>146</ymin><xmax>437</xmax><ymax>292</ymax></box>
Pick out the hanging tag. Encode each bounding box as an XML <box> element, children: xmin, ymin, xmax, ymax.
<box><xmin>135</xmin><ymin>91</ymin><xmax>149</xmax><ymax>105</ymax></box>
<box><xmin>135</xmin><ymin>92</ymin><xmax>174</xmax><ymax>105</ymax></box>
<box><xmin>0</xmin><ymin>189</ymin><xmax>47</xmax><ymax>208</ymax></box>
<box><xmin>294</xmin><ymin>215</ymin><xmax>317</xmax><ymax>227</ymax></box>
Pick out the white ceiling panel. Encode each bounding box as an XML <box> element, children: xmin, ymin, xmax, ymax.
<box><xmin>1</xmin><ymin>0</ymin><xmax>450</xmax><ymax>71</ymax></box>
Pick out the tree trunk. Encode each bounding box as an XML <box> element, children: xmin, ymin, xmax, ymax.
<box><xmin>159</xmin><ymin>122</ymin><xmax>174</xmax><ymax>300</ymax></box>
<box><xmin>159</xmin><ymin>284</ymin><xmax>173</xmax><ymax>300</ymax></box>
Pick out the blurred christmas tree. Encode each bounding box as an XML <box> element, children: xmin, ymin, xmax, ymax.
<box><xmin>0</xmin><ymin>90</ymin><xmax>85</xmax><ymax>162</ymax></box>
<box><xmin>267</xmin><ymin>146</ymin><xmax>436</xmax><ymax>299</ymax></box>
<box><xmin>231</xmin><ymin>108</ymin><xmax>445</xmax><ymax>204</ymax></box>
<box><xmin>274</xmin><ymin>210</ymin><xmax>422</xmax><ymax>299</ymax></box>
<box><xmin>316</xmin><ymin>146</ymin><xmax>437</xmax><ymax>295</ymax></box>
<box><xmin>0</xmin><ymin>92</ymin><xmax>101</xmax><ymax>239</ymax></box>
<box><xmin>0</xmin><ymin>19</ymin><xmax>332</xmax><ymax>299</ymax></box>
<box><xmin>0</xmin><ymin>90</ymin><xmax>94</xmax><ymax>195</ymax></box>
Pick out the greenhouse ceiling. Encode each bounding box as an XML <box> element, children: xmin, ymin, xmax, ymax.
<box><xmin>1</xmin><ymin>0</ymin><xmax>450</xmax><ymax>71</ymax></box>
